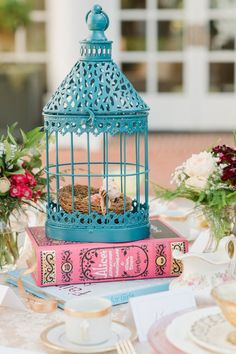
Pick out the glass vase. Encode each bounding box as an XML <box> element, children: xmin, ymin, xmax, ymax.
<box><xmin>203</xmin><ymin>206</ymin><xmax>236</xmax><ymax>252</ymax></box>
<box><xmin>0</xmin><ymin>220</ymin><xmax>19</xmax><ymax>273</ymax></box>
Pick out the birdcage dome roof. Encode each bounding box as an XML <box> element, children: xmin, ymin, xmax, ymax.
<box><xmin>43</xmin><ymin>4</ymin><xmax>149</xmax><ymax>117</ymax></box>
<box><xmin>43</xmin><ymin>61</ymin><xmax>149</xmax><ymax>116</ymax></box>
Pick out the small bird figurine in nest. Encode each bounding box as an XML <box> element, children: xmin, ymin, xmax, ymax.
<box><xmin>99</xmin><ymin>177</ymin><xmax>121</xmax><ymax>215</ymax></box>
<box><xmin>58</xmin><ymin>179</ymin><xmax>132</xmax><ymax>215</ymax></box>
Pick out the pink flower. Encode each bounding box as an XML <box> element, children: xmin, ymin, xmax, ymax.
<box><xmin>21</xmin><ymin>186</ymin><xmax>33</xmax><ymax>200</ymax></box>
<box><xmin>10</xmin><ymin>174</ymin><xmax>27</xmax><ymax>185</ymax></box>
<box><xmin>25</xmin><ymin>171</ymin><xmax>37</xmax><ymax>187</ymax></box>
<box><xmin>10</xmin><ymin>185</ymin><xmax>22</xmax><ymax>198</ymax></box>
<box><xmin>91</xmin><ymin>193</ymin><xmax>101</xmax><ymax>206</ymax></box>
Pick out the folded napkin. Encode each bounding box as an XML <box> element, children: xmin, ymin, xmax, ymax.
<box><xmin>0</xmin><ymin>285</ymin><xmax>26</xmax><ymax>311</ymax></box>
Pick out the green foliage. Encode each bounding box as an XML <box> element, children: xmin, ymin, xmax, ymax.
<box><xmin>0</xmin><ymin>123</ymin><xmax>44</xmax><ymax>175</ymax></box>
<box><xmin>154</xmin><ymin>184</ymin><xmax>200</xmax><ymax>203</ymax></box>
<box><xmin>0</xmin><ymin>194</ymin><xmax>22</xmax><ymax>223</ymax></box>
<box><xmin>0</xmin><ymin>0</ymin><xmax>31</xmax><ymax>32</ymax></box>
<box><xmin>155</xmin><ymin>183</ymin><xmax>235</xmax><ymax>241</ymax></box>
<box><xmin>0</xmin><ymin>123</ymin><xmax>46</xmax><ymax>224</ymax></box>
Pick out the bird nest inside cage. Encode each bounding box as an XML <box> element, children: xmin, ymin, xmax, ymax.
<box><xmin>58</xmin><ymin>184</ymin><xmax>132</xmax><ymax>215</ymax></box>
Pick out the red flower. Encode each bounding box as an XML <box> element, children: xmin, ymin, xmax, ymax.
<box><xmin>33</xmin><ymin>190</ymin><xmax>42</xmax><ymax>202</ymax></box>
<box><xmin>10</xmin><ymin>185</ymin><xmax>22</xmax><ymax>198</ymax></box>
<box><xmin>222</xmin><ymin>165</ymin><xmax>236</xmax><ymax>182</ymax></box>
<box><xmin>21</xmin><ymin>186</ymin><xmax>33</xmax><ymax>200</ymax></box>
<box><xmin>25</xmin><ymin>170</ymin><xmax>37</xmax><ymax>187</ymax></box>
<box><xmin>212</xmin><ymin>145</ymin><xmax>235</xmax><ymax>155</ymax></box>
<box><xmin>10</xmin><ymin>174</ymin><xmax>27</xmax><ymax>185</ymax></box>
<box><xmin>212</xmin><ymin>145</ymin><xmax>236</xmax><ymax>179</ymax></box>
<box><xmin>219</xmin><ymin>154</ymin><xmax>236</xmax><ymax>164</ymax></box>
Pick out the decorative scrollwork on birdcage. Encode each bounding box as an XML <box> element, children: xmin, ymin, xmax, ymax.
<box><xmin>44</xmin><ymin>61</ymin><xmax>148</xmax><ymax>115</ymax></box>
<box><xmin>44</xmin><ymin>115</ymin><xmax>147</xmax><ymax>136</ymax></box>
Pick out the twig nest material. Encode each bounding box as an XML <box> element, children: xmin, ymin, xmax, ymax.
<box><xmin>58</xmin><ymin>184</ymin><xmax>132</xmax><ymax>215</ymax></box>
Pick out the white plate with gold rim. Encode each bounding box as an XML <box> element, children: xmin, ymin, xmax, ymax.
<box><xmin>40</xmin><ymin>320</ymin><xmax>136</xmax><ymax>353</ymax></box>
<box><xmin>189</xmin><ymin>312</ymin><xmax>236</xmax><ymax>354</ymax></box>
<box><xmin>166</xmin><ymin>306</ymin><xmax>219</xmax><ymax>354</ymax></box>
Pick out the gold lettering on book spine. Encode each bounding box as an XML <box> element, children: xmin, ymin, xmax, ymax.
<box><xmin>170</xmin><ymin>241</ymin><xmax>186</xmax><ymax>275</ymax></box>
<box><xmin>41</xmin><ymin>250</ymin><xmax>56</xmax><ymax>285</ymax></box>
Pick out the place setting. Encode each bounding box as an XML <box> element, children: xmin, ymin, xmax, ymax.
<box><xmin>147</xmin><ymin>282</ymin><xmax>236</xmax><ymax>354</ymax></box>
<box><xmin>40</xmin><ymin>297</ymin><xmax>137</xmax><ymax>354</ymax></box>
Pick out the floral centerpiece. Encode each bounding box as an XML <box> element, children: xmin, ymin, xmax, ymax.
<box><xmin>155</xmin><ymin>136</ymin><xmax>236</xmax><ymax>243</ymax></box>
<box><xmin>0</xmin><ymin>123</ymin><xmax>46</xmax><ymax>271</ymax></box>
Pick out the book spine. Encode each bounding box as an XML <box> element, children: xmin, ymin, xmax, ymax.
<box><xmin>34</xmin><ymin>237</ymin><xmax>187</xmax><ymax>286</ymax></box>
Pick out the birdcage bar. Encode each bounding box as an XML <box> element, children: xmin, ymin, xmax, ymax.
<box><xmin>123</xmin><ymin>133</ymin><xmax>127</xmax><ymax>213</ymax></box>
<box><xmin>103</xmin><ymin>133</ymin><xmax>106</xmax><ymax>177</ymax></box>
<box><xmin>55</xmin><ymin>131</ymin><xmax>60</xmax><ymax>211</ymax></box>
<box><xmin>70</xmin><ymin>132</ymin><xmax>75</xmax><ymax>212</ymax></box>
<box><xmin>104</xmin><ymin>132</ymin><xmax>109</xmax><ymax>213</ymax></box>
<box><xmin>47</xmin><ymin>162</ymin><xmax>146</xmax><ymax>178</ymax></box>
<box><xmin>120</xmin><ymin>134</ymin><xmax>123</xmax><ymax>193</ymax></box>
<box><xmin>87</xmin><ymin>132</ymin><xmax>91</xmax><ymax>214</ymax></box>
<box><xmin>45</xmin><ymin>130</ymin><xmax>50</xmax><ymax>205</ymax></box>
<box><xmin>145</xmin><ymin>129</ymin><xmax>149</xmax><ymax>207</ymax></box>
<box><xmin>136</xmin><ymin>132</ymin><xmax>140</xmax><ymax>210</ymax></box>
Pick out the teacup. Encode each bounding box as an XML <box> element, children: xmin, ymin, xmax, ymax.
<box><xmin>212</xmin><ymin>282</ymin><xmax>236</xmax><ymax>345</ymax></box>
<box><xmin>64</xmin><ymin>297</ymin><xmax>112</xmax><ymax>345</ymax></box>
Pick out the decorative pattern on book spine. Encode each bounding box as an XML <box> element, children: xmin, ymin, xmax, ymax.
<box><xmin>155</xmin><ymin>244</ymin><xmax>167</xmax><ymax>276</ymax></box>
<box><xmin>41</xmin><ymin>250</ymin><xmax>56</xmax><ymax>285</ymax></box>
<box><xmin>171</xmin><ymin>241</ymin><xmax>186</xmax><ymax>275</ymax></box>
<box><xmin>61</xmin><ymin>250</ymin><xmax>73</xmax><ymax>282</ymax></box>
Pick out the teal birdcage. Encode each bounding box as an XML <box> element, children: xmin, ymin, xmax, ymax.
<box><xmin>43</xmin><ymin>4</ymin><xmax>150</xmax><ymax>242</ymax></box>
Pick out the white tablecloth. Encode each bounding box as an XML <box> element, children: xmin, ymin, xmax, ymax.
<box><xmin>0</xmin><ymin>297</ymin><xmax>155</xmax><ymax>354</ymax></box>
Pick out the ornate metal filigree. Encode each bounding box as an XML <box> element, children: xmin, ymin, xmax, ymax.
<box><xmin>44</xmin><ymin>115</ymin><xmax>147</xmax><ymax>136</ymax></box>
<box><xmin>43</xmin><ymin>61</ymin><xmax>148</xmax><ymax>116</ymax></box>
<box><xmin>47</xmin><ymin>203</ymin><xmax>149</xmax><ymax>229</ymax></box>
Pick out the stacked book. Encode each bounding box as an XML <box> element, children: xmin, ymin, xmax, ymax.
<box><xmin>8</xmin><ymin>218</ymin><xmax>188</xmax><ymax>306</ymax></box>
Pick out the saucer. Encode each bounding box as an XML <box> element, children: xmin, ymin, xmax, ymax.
<box><xmin>40</xmin><ymin>320</ymin><xmax>136</xmax><ymax>353</ymax></box>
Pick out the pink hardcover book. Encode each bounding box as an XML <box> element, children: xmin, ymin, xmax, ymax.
<box><xmin>26</xmin><ymin>219</ymin><xmax>188</xmax><ymax>287</ymax></box>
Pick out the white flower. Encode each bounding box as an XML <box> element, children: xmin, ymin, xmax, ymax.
<box><xmin>185</xmin><ymin>176</ymin><xmax>208</xmax><ymax>192</ymax></box>
<box><xmin>0</xmin><ymin>143</ymin><xmax>5</xmax><ymax>158</ymax></box>
<box><xmin>171</xmin><ymin>164</ymin><xmax>186</xmax><ymax>186</ymax></box>
<box><xmin>0</xmin><ymin>177</ymin><xmax>11</xmax><ymax>194</ymax></box>
<box><xmin>10</xmin><ymin>144</ymin><xmax>17</xmax><ymax>159</ymax></box>
<box><xmin>185</xmin><ymin>152</ymin><xmax>216</xmax><ymax>178</ymax></box>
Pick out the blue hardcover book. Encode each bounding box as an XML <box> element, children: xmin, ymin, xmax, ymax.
<box><xmin>7</xmin><ymin>270</ymin><xmax>171</xmax><ymax>307</ymax></box>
